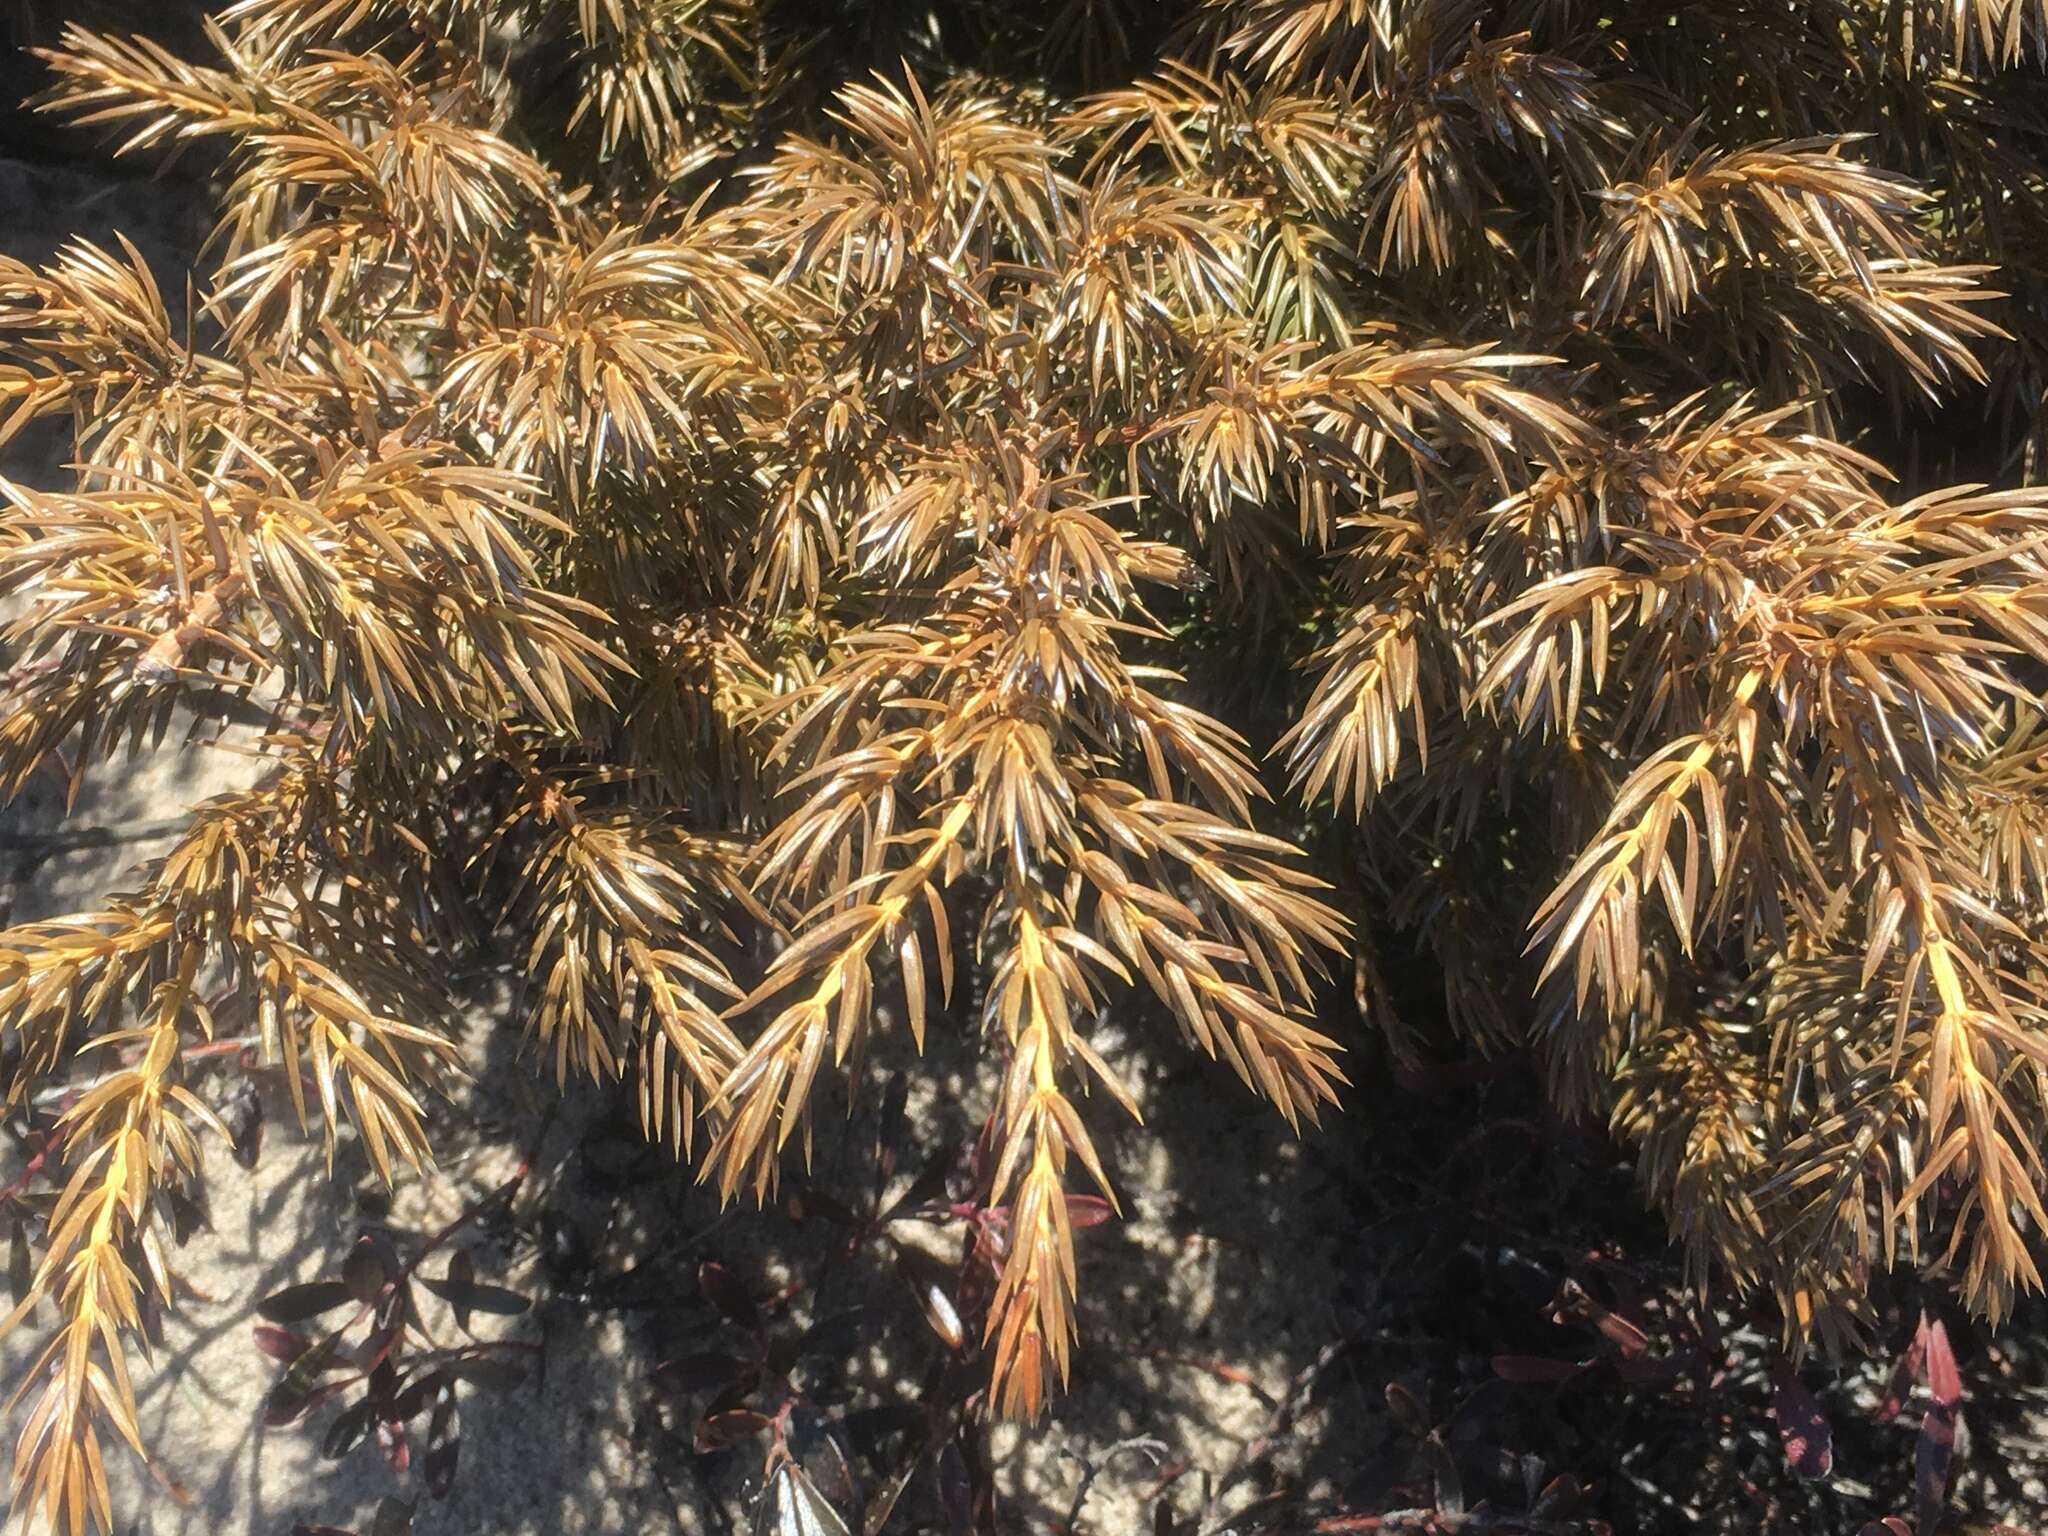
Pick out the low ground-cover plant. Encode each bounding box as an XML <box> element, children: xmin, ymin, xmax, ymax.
<box><xmin>5</xmin><ymin>0</ymin><xmax>2048</xmax><ymax>1530</ymax></box>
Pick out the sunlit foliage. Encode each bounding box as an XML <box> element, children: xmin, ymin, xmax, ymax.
<box><xmin>2</xmin><ymin>2</ymin><xmax>2048</xmax><ymax>1528</ymax></box>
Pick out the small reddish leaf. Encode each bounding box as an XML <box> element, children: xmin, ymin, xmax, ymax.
<box><xmin>354</xmin><ymin>1313</ymin><xmax>403</xmax><ymax>1374</ymax></box>
<box><xmin>265</xmin><ymin>1335</ymin><xmax>347</xmax><ymax>1426</ymax></box>
<box><xmin>1772</xmin><ymin>1366</ymin><xmax>1834</xmax><ymax>1479</ymax></box>
<box><xmin>894</xmin><ymin>1245</ymin><xmax>965</xmax><ymax>1352</ymax></box>
<box><xmin>793</xmin><ymin>1188</ymin><xmax>862</xmax><ymax>1228</ymax></box>
<box><xmin>224</xmin><ymin>1080</ymin><xmax>264</xmax><ymax>1170</ymax></box>
<box><xmin>253</xmin><ymin>1325</ymin><xmax>312</xmax><ymax>1363</ymax></box>
<box><xmin>887</xmin><ymin>1145</ymin><xmax>958</xmax><ymax>1218</ymax></box>
<box><xmin>262</xmin><ymin>1379</ymin><xmax>315</xmax><ymax>1429</ymax></box>
<box><xmin>694</xmin><ymin>1408</ymin><xmax>773</xmax><ymax>1453</ymax></box>
<box><xmin>1920</xmin><ymin>1315</ymin><xmax>1962</xmax><ymax>1408</ymax></box>
<box><xmin>651</xmin><ymin>1353</ymin><xmax>751</xmax><ymax>1396</ymax></box>
<box><xmin>1064</xmin><ymin>1194</ymin><xmax>1114</xmax><ymax>1229</ymax></box>
<box><xmin>344</xmin><ymin>1238</ymin><xmax>392</xmax><ymax>1303</ymax></box>
<box><xmin>878</xmin><ymin>1073</ymin><xmax>910</xmax><ymax>1164</ymax></box>
<box><xmin>1590</xmin><ymin>1309</ymin><xmax>1651</xmax><ymax>1359</ymax></box>
<box><xmin>1491</xmin><ymin>1354</ymin><xmax>1583</xmax><ymax>1384</ymax></box>
<box><xmin>699</xmin><ymin>1261</ymin><xmax>759</xmax><ymax>1329</ymax></box>
<box><xmin>1917</xmin><ymin>1399</ymin><xmax>1959</xmax><ymax>1534</ymax></box>
<box><xmin>377</xmin><ymin>1415</ymin><xmax>410</xmax><ymax>1475</ymax></box>
<box><xmin>1877</xmin><ymin>1331</ymin><xmax>1926</xmax><ymax>1425</ymax></box>
<box><xmin>1383</xmin><ymin>1380</ymin><xmax>1431</xmax><ymax>1438</ymax></box>
<box><xmin>7</xmin><ymin>1219</ymin><xmax>29</xmax><ymax>1307</ymax></box>
<box><xmin>257</xmin><ymin>1281</ymin><xmax>354</xmax><ymax>1324</ymax></box>
<box><xmin>1914</xmin><ymin>1316</ymin><xmax>1964</xmax><ymax>1535</ymax></box>
<box><xmin>1531</xmin><ymin>1474</ymin><xmax>1585</xmax><ymax>1517</ymax></box>
<box><xmin>322</xmin><ymin>1400</ymin><xmax>375</xmax><ymax>1460</ymax></box>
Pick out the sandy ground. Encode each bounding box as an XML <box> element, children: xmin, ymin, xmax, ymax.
<box><xmin>30</xmin><ymin>1022</ymin><xmax>1371</xmax><ymax>1536</ymax></box>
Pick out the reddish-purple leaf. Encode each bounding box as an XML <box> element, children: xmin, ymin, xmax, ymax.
<box><xmin>651</xmin><ymin>1352</ymin><xmax>751</xmax><ymax>1396</ymax></box>
<box><xmin>262</xmin><ymin>1379</ymin><xmax>315</xmax><ymax>1429</ymax></box>
<box><xmin>878</xmin><ymin>1073</ymin><xmax>910</xmax><ymax>1164</ymax></box>
<box><xmin>1921</xmin><ymin>1315</ymin><xmax>1962</xmax><ymax>1408</ymax></box>
<box><xmin>377</xmin><ymin>1415</ymin><xmax>411</xmax><ymax>1475</ymax></box>
<box><xmin>759</xmin><ymin>1463</ymin><xmax>853</xmax><ymax>1536</ymax></box>
<box><xmin>887</xmin><ymin>1145</ymin><xmax>958</xmax><ymax>1218</ymax></box>
<box><xmin>1491</xmin><ymin>1354</ymin><xmax>1583</xmax><ymax>1384</ymax></box>
<box><xmin>321</xmin><ymin>1400</ymin><xmax>375</xmax><ymax>1460</ymax></box>
<box><xmin>1588</xmin><ymin>1306</ymin><xmax>1650</xmax><ymax>1358</ymax></box>
<box><xmin>344</xmin><ymin>1237</ymin><xmax>392</xmax><ymax>1303</ymax></box>
<box><xmin>1383</xmin><ymin>1381</ymin><xmax>1431</xmax><ymax>1438</ymax></box>
<box><xmin>354</xmin><ymin>1314</ymin><xmax>403</xmax><ymax>1375</ymax></box>
<box><xmin>698</xmin><ymin>1260</ymin><xmax>759</xmax><ymax>1329</ymax></box>
<box><xmin>1531</xmin><ymin>1474</ymin><xmax>1585</xmax><ymax>1517</ymax></box>
<box><xmin>1917</xmin><ymin>1398</ymin><xmax>1959</xmax><ymax>1534</ymax></box>
<box><xmin>257</xmin><ymin>1281</ymin><xmax>354</xmax><ymax>1324</ymax></box>
<box><xmin>1065</xmin><ymin>1194</ymin><xmax>1114</xmax><ymax>1229</ymax></box>
<box><xmin>7</xmin><ymin>1218</ymin><xmax>29</xmax><ymax>1307</ymax></box>
<box><xmin>1915</xmin><ymin>1316</ymin><xmax>1963</xmax><ymax>1534</ymax></box>
<box><xmin>894</xmin><ymin>1245</ymin><xmax>965</xmax><ymax>1352</ymax></box>
<box><xmin>393</xmin><ymin>1370</ymin><xmax>447</xmax><ymax>1423</ymax></box>
<box><xmin>692</xmin><ymin>1408</ymin><xmax>773</xmax><ymax>1453</ymax></box>
<box><xmin>1877</xmin><ymin>1332</ymin><xmax>1926</xmax><ymax>1425</ymax></box>
<box><xmin>265</xmin><ymin>1335</ymin><xmax>347</xmax><ymax>1426</ymax></box>
<box><xmin>1772</xmin><ymin>1366</ymin><xmax>1834</xmax><ymax>1479</ymax></box>
<box><xmin>1550</xmin><ymin>1278</ymin><xmax>1649</xmax><ymax>1357</ymax></box>
<box><xmin>253</xmin><ymin>1325</ymin><xmax>312</xmax><ymax>1364</ymax></box>
<box><xmin>792</xmin><ymin>1188</ymin><xmax>862</xmax><ymax>1229</ymax></box>
<box><xmin>224</xmin><ymin>1080</ymin><xmax>264</xmax><ymax>1170</ymax></box>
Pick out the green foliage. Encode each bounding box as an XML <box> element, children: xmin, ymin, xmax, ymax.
<box><xmin>4</xmin><ymin>1</ymin><xmax>2048</xmax><ymax>1528</ymax></box>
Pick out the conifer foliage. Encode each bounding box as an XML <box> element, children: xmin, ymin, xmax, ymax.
<box><xmin>3</xmin><ymin>1</ymin><xmax>2048</xmax><ymax>1528</ymax></box>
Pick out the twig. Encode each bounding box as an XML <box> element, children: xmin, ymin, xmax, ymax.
<box><xmin>1313</xmin><ymin>1511</ymin><xmax>1599</xmax><ymax>1533</ymax></box>
<box><xmin>1198</xmin><ymin>1338</ymin><xmax>1352</xmax><ymax>1534</ymax></box>
<box><xmin>1058</xmin><ymin>1435</ymin><xmax>1168</xmax><ymax>1535</ymax></box>
<box><xmin>129</xmin><ymin>571</ymin><xmax>247</xmax><ymax>684</ymax></box>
